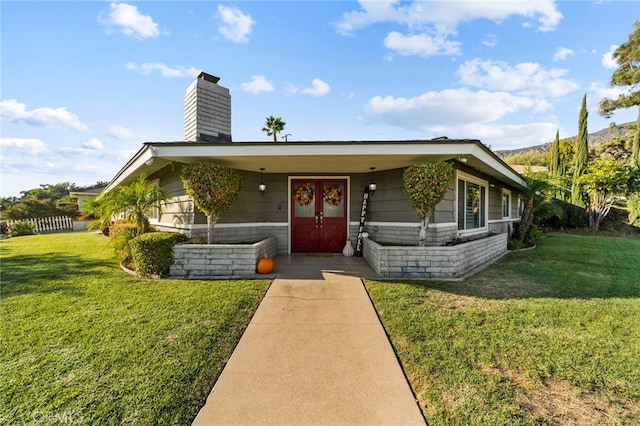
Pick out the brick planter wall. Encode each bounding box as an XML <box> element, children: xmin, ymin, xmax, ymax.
<box><xmin>170</xmin><ymin>236</ymin><xmax>277</xmax><ymax>279</ymax></box>
<box><xmin>363</xmin><ymin>233</ymin><xmax>508</xmax><ymax>280</ymax></box>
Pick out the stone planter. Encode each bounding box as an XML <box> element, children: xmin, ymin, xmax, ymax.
<box><xmin>170</xmin><ymin>236</ymin><xmax>278</xmax><ymax>279</ymax></box>
<box><xmin>363</xmin><ymin>233</ymin><xmax>508</xmax><ymax>280</ymax></box>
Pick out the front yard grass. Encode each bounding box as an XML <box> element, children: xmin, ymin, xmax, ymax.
<box><xmin>1</xmin><ymin>232</ymin><xmax>271</xmax><ymax>425</ymax></box>
<box><xmin>365</xmin><ymin>235</ymin><xmax>640</xmax><ymax>425</ymax></box>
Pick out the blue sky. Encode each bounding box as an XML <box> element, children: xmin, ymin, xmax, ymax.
<box><xmin>1</xmin><ymin>1</ymin><xmax>639</xmax><ymax>197</ymax></box>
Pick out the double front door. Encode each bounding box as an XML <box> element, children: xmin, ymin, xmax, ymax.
<box><xmin>291</xmin><ymin>178</ymin><xmax>348</xmax><ymax>253</ymax></box>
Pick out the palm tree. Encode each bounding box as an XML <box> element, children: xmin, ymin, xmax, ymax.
<box><xmin>113</xmin><ymin>174</ymin><xmax>169</xmax><ymax>234</ymax></box>
<box><xmin>86</xmin><ymin>174</ymin><xmax>169</xmax><ymax>235</ymax></box>
<box><xmin>516</xmin><ymin>172</ymin><xmax>564</xmax><ymax>244</ymax></box>
<box><xmin>261</xmin><ymin>116</ymin><xmax>286</xmax><ymax>142</ymax></box>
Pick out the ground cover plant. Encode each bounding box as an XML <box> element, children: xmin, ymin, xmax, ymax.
<box><xmin>365</xmin><ymin>234</ymin><xmax>640</xmax><ymax>425</ymax></box>
<box><xmin>1</xmin><ymin>232</ymin><xmax>270</xmax><ymax>425</ymax></box>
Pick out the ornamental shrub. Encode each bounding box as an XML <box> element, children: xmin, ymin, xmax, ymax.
<box><xmin>402</xmin><ymin>161</ymin><xmax>454</xmax><ymax>246</ymax></box>
<box><xmin>402</xmin><ymin>162</ymin><xmax>454</xmax><ymax>221</ymax></box>
<box><xmin>181</xmin><ymin>163</ymin><xmax>242</xmax><ymax>244</ymax></box>
<box><xmin>129</xmin><ymin>232</ymin><xmax>189</xmax><ymax>277</ymax></box>
<box><xmin>8</xmin><ymin>220</ymin><xmax>37</xmax><ymax>237</ymax></box>
<box><xmin>108</xmin><ymin>221</ymin><xmax>139</xmax><ymax>263</ymax></box>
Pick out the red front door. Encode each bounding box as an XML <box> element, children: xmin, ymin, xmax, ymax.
<box><xmin>291</xmin><ymin>179</ymin><xmax>348</xmax><ymax>253</ymax></box>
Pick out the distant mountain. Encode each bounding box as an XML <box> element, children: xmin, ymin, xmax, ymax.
<box><xmin>495</xmin><ymin>122</ymin><xmax>635</xmax><ymax>158</ymax></box>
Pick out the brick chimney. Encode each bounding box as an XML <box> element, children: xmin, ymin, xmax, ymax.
<box><xmin>184</xmin><ymin>72</ymin><xmax>232</xmax><ymax>142</ymax></box>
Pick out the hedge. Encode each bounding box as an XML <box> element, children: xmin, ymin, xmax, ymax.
<box><xmin>129</xmin><ymin>232</ymin><xmax>189</xmax><ymax>277</ymax></box>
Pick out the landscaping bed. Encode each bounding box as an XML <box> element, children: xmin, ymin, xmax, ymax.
<box><xmin>170</xmin><ymin>236</ymin><xmax>278</xmax><ymax>279</ymax></box>
<box><xmin>363</xmin><ymin>233</ymin><xmax>508</xmax><ymax>279</ymax></box>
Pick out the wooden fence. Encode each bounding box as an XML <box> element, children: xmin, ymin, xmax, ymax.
<box><xmin>6</xmin><ymin>216</ymin><xmax>74</xmax><ymax>233</ymax></box>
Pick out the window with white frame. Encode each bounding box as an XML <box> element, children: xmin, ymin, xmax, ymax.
<box><xmin>457</xmin><ymin>173</ymin><xmax>487</xmax><ymax>231</ymax></box>
<box><xmin>502</xmin><ymin>190</ymin><xmax>511</xmax><ymax>218</ymax></box>
<box><xmin>147</xmin><ymin>179</ymin><xmax>161</xmax><ymax>220</ymax></box>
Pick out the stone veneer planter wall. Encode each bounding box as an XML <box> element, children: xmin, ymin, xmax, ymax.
<box><xmin>363</xmin><ymin>233</ymin><xmax>508</xmax><ymax>280</ymax></box>
<box><xmin>154</xmin><ymin>224</ymin><xmax>289</xmax><ymax>255</ymax></box>
<box><xmin>170</xmin><ymin>236</ymin><xmax>277</xmax><ymax>279</ymax></box>
<box><xmin>358</xmin><ymin>223</ymin><xmax>459</xmax><ymax>246</ymax></box>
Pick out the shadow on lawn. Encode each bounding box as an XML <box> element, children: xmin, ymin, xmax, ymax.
<box><xmin>1</xmin><ymin>252</ymin><xmax>116</xmax><ymax>299</ymax></box>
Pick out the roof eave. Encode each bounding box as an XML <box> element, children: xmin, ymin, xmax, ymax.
<box><xmin>104</xmin><ymin>140</ymin><xmax>526</xmax><ymax>192</ymax></box>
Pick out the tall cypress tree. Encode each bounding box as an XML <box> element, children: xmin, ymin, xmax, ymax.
<box><xmin>549</xmin><ymin>130</ymin><xmax>561</xmax><ymax>177</ymax></box>
<box><xmin>571</xmin><ymin>94</ymin><xmax>589</xmax><ymax>208</ymax></box>
<box><xmin>549</xmin><ymin>130</ymin><xmax>567</xmax><ymax>200</ymax></box>
<box><xmin>632</xmin><ymin>108</ymin><xmax>640</xmax><ymax>169</ymax></box>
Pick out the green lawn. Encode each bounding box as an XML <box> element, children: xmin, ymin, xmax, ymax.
<box><xmin>1</xmin><ymin>232</ymin><xmax>271</xmax><ymax>425</ymax></box>
<box><xmin>365</xmin><ymin>235</ymin><xmax>640</xmax><ymax>425</ymax></box>
<box><xmin>3</xmin><ymin>232</ymin><xmax>639</xmax><ymax>425</ymax></box>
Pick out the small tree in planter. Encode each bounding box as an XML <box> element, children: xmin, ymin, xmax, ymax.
<box><xmin>403</xmin><ymin>161</ymin><xmax>454</xmax><ymax>246</ymax></box>
<box><xmin>181</xmin><ymin>162</ymin><xmax>242</xmax><ymax>244</ymax></box>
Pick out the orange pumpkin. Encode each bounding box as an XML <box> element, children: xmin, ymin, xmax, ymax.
<box><xmin>256</xmin><ymin>250</ymin><xmax>274</xmax><ymax>274</ymax></box>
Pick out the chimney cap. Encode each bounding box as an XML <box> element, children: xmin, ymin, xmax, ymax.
<box><xmin>197</xmin><ymin>72</ymin><xmax>220</xmax><ymax>84</ymax></box>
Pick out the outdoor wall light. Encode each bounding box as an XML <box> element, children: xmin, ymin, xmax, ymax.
<box><xmin>258</xmin><ymin>168</ymin><xmax>267</xmax><ymax>196</ymax></box>
<box><xmin>459</xmin><ymin>155</ymin><xmax>468</xmax><ymax>164</ymax></box>
<box><xmin>368</xmin><ymin>167</ymin><xmax>377</xmax><ymax>197</ymax></box>
<box><xmin>145</xmin><ymin>158</ymin><xmax>154</xmax><ymax>166</ymax></box>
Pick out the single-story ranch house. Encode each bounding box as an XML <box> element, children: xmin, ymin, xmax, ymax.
<box><xmin>104</xmin><ymin>72</ymin><xmax>526</xmax><ymax>279</ymax></box>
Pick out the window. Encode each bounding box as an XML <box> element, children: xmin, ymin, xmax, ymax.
<box><xmin>147</xmin><ymin>179</ymin><xmax>161</xmax><ymax>220</ymax></box>
<box><xmin>457</xmin><ymin>173</ymin><xmax>487</xmax><ymax>231</ymax></box>
<box><xmin>502</xmin><ymin>190</ymin><xmax>511</xmax><ymax>218</ymax></box>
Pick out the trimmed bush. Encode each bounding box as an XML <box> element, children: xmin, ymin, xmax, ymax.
<box><xmin>8</xmin><ymin>220</ymin><xmax>37</xmax><ymax>237</ymax></box>
<box><xmin>129</xmin><ymin>232</ymin><xmax>189</xmax><ymax>277</ymax></box>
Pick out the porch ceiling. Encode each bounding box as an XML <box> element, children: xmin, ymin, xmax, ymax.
<box><xmin>106</xmin><ymin>140</ymin><xmax>526</xmax><ymax>192</ymax></box>
<box><xmin>158</xmin><ymin>152</ymin><xmax>457</xmax><ymax>174</ymax></box>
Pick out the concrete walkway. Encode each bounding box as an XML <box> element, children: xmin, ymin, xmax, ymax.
<box><xmin>192</xmin><ymin>267</ymin><xmax>426</xmax><ymax>425</ymax></box>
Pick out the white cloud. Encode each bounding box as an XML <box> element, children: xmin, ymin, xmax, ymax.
<box><xmin>57</xmin><ymin>143</ymin><xmax>134</xmax><ymax>162</ymax></box>
<box><xmin>458</xmin><ymin>59</ymin><xmax>579</xmax><ymax>97</ymax></box>
<box><xmin>0</xmin><ymin>99</ymin><xmax>88</xmax><ymax>131</ymax></box>
<box><xmin>241</xmin><ymin>75</ymin><xmax>274</xmax><ymax>94</ymax></box>
<box><xmin>301</xmin><ymin>79</ymin><xmax>331</xmax><ymax>97</ymax></box>
<box><xmin>217</xmin><ymin>5</ymin><xmax>255</xmax><ymax>43</ymax></box>
<box><xmin>98</xmin><ymin>2</ymin><xmax>160</xmax><ymax>39</ymax></box>
<box><xmin>602</xmin><ymin>45</ymin><xmax>618</xmax><ymax>69</ymax></box>
<box><xmin>365</xmin><ymin>88</ymin><xmax>550</xmax><ymax>132</ymax></box>
<box><xmin>383</xmin><ymin>31</ymin><xmax>461</xmax><ymax>57</ymax></box>
<box><xmin>481</xmin><ymin>33</ymin><xmax>497</xmax><ymax>47</ymax></box>
<box><xmin>0</xmin><ymin>138</ymin><xmax>48</xmax><ymax>155</ymax></box>
<box><xmin>288</xmin><ymin>79</ymin><xmax>331</xmax><ymax>97</ymax></box>
<box><xmin>107</xmin><ymin>125</ymin><xmax>134</xmax><ymax>139</ymax></box>
<box><xmin>58</xmin><ymin>138</ymin><xmax>106</xmax><ymax>155</ymax></box>
<box><xmin>460</xmin><ymin>122</ymin><xmax>559</xmax><ymax>149</ymax></box>
<box><xmin>125</xmin><ymin>62</ymin><xmax>200</xmax><ymax>78</ymax></box>
<box><xmin>334</xmin><ymin>1</ymin><xmax>404</xmax><ymax>36</ymax></box>
<box><xmin>82</xmin><ymin>138</ymin><xmax>104</xmax><ymax>151</ymax></box>
<box><xmin>553</xmin><ymin>47</ymin><xmax>574</xmax><ymax>61</ymax></box>
<box><xmin>335</xmin><ymin>0</ymin><xmax>562</xmax><ymax>36</ymax></box>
